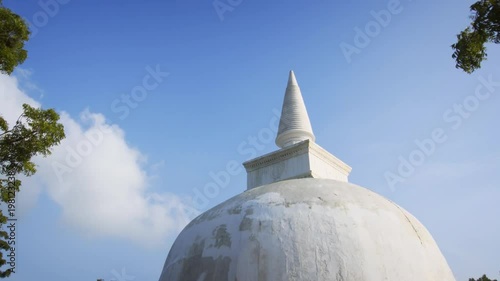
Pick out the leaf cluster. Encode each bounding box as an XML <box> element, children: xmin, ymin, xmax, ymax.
<box><xmin>452</xmin><ymin>0</ymin><xmax>500</xmax><ymax>73</ymax></box>
<box><xmin>469</xmin><ymin>274</ymin><xmax>498</xmax><ymax>281</ymax></box>
<box><xmin>0</xmin><ymin>104</ymin><xmax>65</xmax><ymax>277</ymax></box>
<box><xmin>0</xmin><ymin>2</ymin><xmax>30</xmax><ymax>74</ymax></box>
<box><xmin>0</xmin><ymin>104</ymin><xmax>65</xmax><ymax>178</ymax></box>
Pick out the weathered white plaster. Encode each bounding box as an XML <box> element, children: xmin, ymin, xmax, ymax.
<box><xmin>243</xmin><ymin>140</ymin><xmax>351</xmax><ymax>189</ymax></box>
<box><xmin>158</xmin><ymin>179</ymin><xmax>456</xmax><ymax>281</ymax></box>
<box><xmin>158</xmin><ymin>71</ymin><xmax>456</xmax><ymax>281</ymax></box>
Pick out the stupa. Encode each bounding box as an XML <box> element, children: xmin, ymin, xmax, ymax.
<box><xmin>158</xmin><ymin>71</ymin><xmax>456</xmax><ymax>281</ymax></box>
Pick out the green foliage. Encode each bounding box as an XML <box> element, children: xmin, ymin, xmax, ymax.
<box><xmin>0</xmin><ymin>2</ymin><xmax>65</xmax><ymax>278</ymax></box>
<box><xmin>469</xmin><ymin>274</ymin><xmax>498</xmax><ymax>281</ymax></box>
<box><xmin>0</xmin><ymin>104</ymin><xmax>65</xmax><ymax>277</ymax></box>
<box><xmin>452</xmin><ymin>0</ymin><xmax>500</xmax><ymax>73</ymax></box>
<box><xmin>0</xmin><ymin>1</ymin><xmax>30</xmax><ymax>74</ymax></box>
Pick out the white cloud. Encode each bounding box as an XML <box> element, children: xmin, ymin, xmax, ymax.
<box><xmin>0</xmin><ymin>73</ymin><xmax>40</xmax><ymax>123</ymax></box>
<box><xmin>0</xmin><ymin>72</ymin><xmax>192</xmax><ymax>247</ymax></box>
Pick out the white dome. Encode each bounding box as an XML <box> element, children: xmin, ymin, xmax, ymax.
<box><xmin>158</xmin><ymin>178</ymin><xmax>456</xmax><ymax>281</ymax></box>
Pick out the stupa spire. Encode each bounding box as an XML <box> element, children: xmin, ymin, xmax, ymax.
<box><xmin>243</xmin><ymin>70</ymin><xmax>351</xmax><ymax>189</ymax></box>
<box><xmin>275</xmin><ymin>71</ymin><xmax>315</xmax><ymax>148</ymax></box>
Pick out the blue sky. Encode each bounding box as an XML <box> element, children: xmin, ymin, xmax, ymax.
<box><xmin>1</xmin><ymin>0</ymin><xmax>499</xmax><ymax>280</ymax></box>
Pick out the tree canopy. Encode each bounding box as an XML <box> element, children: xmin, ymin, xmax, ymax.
<box><xmin>0</xmin><ymin>105</ymin><xmax>65</xmax><ymax>277</ymax></box>
<box><xmin>0</xmin><ymin>0</ymin><xmax>30</xmax><ymax>74</ymax></box>
<box><xmin>452</xmin><ymin>0</ymin><xmax>500</xmax><ymax>73</ymax></box>
<box><xmin>0</xmin><ymin>1</ymin><xmax>65</xmax><ymax>277</ymax></box>
<box><xmin>469</xmin><ymin>274</ymin><xmax>498</xmax><ymax>281</ymax></box>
